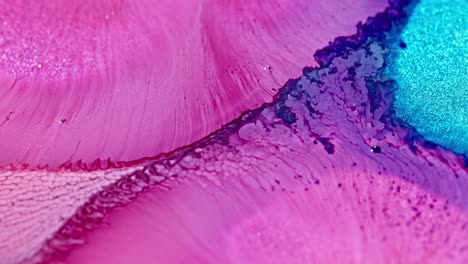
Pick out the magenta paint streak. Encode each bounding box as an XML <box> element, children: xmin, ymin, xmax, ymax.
<box><xmin>39</xmin><ymin>40</ymin><xmax>468</xmax><ymax>263</ymax></box>
<box><xmin>2</xmin><ymin>0</ymin><xmax>467</xmax><ymax>264</ymax></box>
<box><xmin>0</xmin><ymin>1</ymin><xmax>389</xmax><ymax>262</ymax></box>
<box><xmin>0</xmin><ymin>0</ymin><xmax>386</xmax><ymax>169</ymax></box>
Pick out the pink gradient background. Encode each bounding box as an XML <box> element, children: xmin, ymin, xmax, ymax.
<box><xmin>4</xmin><ymin>1</ymin><xmax>464</xmax><ymax>264</ymax></box>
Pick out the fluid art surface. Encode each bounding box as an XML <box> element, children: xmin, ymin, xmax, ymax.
<box><xmin>0</xmin><ymin>0</ymin><xmax>467</xmax><ymax>263</ymax></box>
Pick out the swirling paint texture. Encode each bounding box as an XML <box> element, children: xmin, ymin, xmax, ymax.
<box><xmin>0</xmin><ymin>0</ymin><xmax>386</xmax><ymax>169</ymax></box>
<box><xmin>0</xmin><ymin>0</ymin><xmax>467</xmax><ymax>264</ymax></box>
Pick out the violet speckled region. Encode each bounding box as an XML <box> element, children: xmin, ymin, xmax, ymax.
<box><xmin>1</xmin><ymin>0</ymin><xmax>467</xmax><ymax>263</ymax></box>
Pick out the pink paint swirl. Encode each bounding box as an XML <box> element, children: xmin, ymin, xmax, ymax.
<box><xmin>3</xmin><ymin>1</ymin><xmax>466</xmax><ymax>264</ymax></box>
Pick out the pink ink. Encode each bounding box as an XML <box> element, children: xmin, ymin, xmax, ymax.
<box><xmin>0</xmin><ymin>0</ymin><xmax>386</xmax><ymax>169</ymax></box>
<box><xmin>4</xmin><ymin>1</ymin><xmax>466</xmax><ymax>264</ymax></box>
<box><xmin>40</xmin><ymin>40</ymin><xmax>468</xmax><ymax>263</ymax></box>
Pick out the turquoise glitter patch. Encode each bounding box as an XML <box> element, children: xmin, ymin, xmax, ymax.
<box><xmin>392</xmin><ymin>0</ymin><xmax>468</xmax><ymax>155</ymax></box>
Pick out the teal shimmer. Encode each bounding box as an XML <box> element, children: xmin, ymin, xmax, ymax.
<box><xmin>392</xmin><ymin>0</ymin><xmax>468</xmax><ymax>155</ymax></box>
